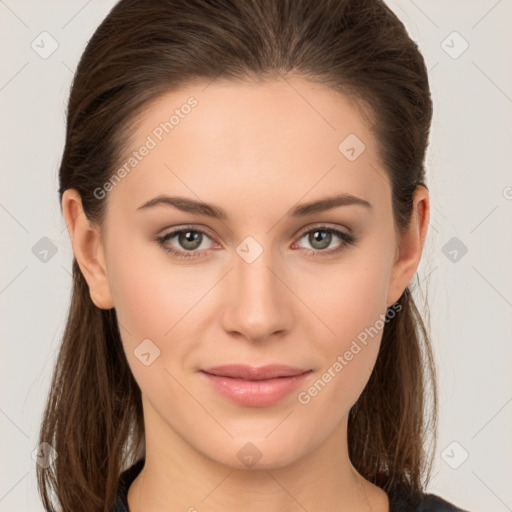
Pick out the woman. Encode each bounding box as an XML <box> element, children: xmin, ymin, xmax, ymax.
<box><xmin>37</xmin><ymin>0</ymin><xmax>472</xmax><ymax>510</ymax></box>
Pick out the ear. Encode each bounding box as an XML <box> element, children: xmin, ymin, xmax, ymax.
<box><xmin>386</xmin><ymin>185</ymin><xmax>430</xmax><ymax>307</ymax></box>
<box><xmin>61</xmin><ymin>189</ymin><xmax>114</xmax><ymax>309</ymax></box>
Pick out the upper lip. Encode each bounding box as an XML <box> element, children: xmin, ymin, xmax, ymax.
<box><xmin>201</xmin><ymin>364</ymin><xmax>311</xmax><ymax>380</ymax></box>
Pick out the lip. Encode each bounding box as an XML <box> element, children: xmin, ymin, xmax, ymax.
<box><xmin>200</xmin><ymin>364</ymin><xmax>312</xmax><ymax>407</ymax></box>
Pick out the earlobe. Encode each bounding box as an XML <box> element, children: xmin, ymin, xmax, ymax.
<box><xmin>61</xmin><ymin>189</ymin><xmax>114</xmax><ymax>309</ymax></box>
<box><xmin>386</xmin><ymin>185</ymin><xmax>430</xmax><ymax>307</ymax></box>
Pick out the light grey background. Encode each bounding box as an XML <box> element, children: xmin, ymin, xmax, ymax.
<box><xmin>1</xmin><ymin>1</ymin><xmax>511</xmax><ymax>511</ymax></box>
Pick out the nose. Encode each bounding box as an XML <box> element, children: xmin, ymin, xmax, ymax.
<box><xmin>219</xmin><ymin>243</ymin><xmax>294</xmax><ymax>343</ymax></box>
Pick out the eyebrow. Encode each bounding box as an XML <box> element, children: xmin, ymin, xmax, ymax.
<box><xmin>136</xmin><ymin>193</ymin><xmax>372</xmax><ymax>219</ymax></box>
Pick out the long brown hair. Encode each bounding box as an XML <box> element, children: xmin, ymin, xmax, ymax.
<box><xmin>38</xmin><ymin>0</ymin><xmax>437</xmax><ymax>510</ymax></box>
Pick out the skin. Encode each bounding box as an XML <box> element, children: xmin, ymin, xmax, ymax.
<box><xmin>62</xmin><ymin>76</ymin><xmax>429</xmax><ymax>512</ymax></box>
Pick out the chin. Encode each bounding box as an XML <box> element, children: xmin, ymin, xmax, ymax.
<box><xmin>204</xmin><ymin>433</ymin><xmax>315</xmax><ymax>471</ymax></box>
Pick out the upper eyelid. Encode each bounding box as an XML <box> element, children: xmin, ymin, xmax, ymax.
<box><xmin>159</xmin><ymin>224</ymin><xmax>216</xmax><ymax>239</ymax></box>
<box><xmin>293</xmin><ymin>222</ymin><xmax>351</xmax><ymax>239</ymax></box>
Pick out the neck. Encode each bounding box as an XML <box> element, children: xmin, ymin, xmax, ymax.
<box><xmin>127</xmin><ymin>397</ymin><xmax>389</xmax><ymax>512</ymax></box>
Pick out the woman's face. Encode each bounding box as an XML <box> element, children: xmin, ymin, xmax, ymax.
<box><xmin>78</xmin><ymin>76</ymin><xmax>426</xmax><ymax>469</ymax></box>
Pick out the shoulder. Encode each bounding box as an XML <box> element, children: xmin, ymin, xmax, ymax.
<box><xmin>388</xmin><ymin>483</ymin><xmax>473</xmax><ymax>512</ymax></box>
<box><xmin>417</xmin><ymin>492</ymin><xmax>472</xmax><ymax>512</ymax></box>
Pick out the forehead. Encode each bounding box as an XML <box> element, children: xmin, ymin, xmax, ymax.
<box><xmin>106</xmin><ymin>76</ymin><xmax>389</xmax><ymax>217</ymax></box>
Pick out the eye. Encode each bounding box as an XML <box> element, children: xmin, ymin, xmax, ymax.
<box><xmin>293</xmin><ymin>226</ymin><xmax>357</xmax><ymax>257</ymax></box>
<box><xmin>155</xmin><ymin>227</ymin><xmax>216</xmax><ymax>260</ymax></box>
<box><xmin>154</xmin><ymin>224</ymin><xmax>358</xmax><ymax>260</ymax></box>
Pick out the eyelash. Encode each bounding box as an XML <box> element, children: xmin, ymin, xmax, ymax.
<box><xmin>154</xmin><ymin>225</ymin><xmax>358</xmax><ymax>260</ymax></box>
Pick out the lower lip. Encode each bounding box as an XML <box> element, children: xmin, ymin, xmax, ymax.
<box><xmin>201</xmin><ymin>371</ymin><xmax>312</xmax><ymax>407</ymax></box>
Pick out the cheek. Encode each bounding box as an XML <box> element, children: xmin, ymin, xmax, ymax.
<box><xmin>305</xmin><ymin>249</ymin><xmax>393</xmax><ymax>345</ymax></box>
<box><xmin>299</xmin><ymin>250</ymin><xmax>393</xmax><ymax>404</ymax></box>
<box><xmin>105</xmin><ymin>226</ymin><xmax>202</xmax><ymax>336</ymax></box>
<box><xmin>104</xmin><ymin>226</ymin><xmax>222</xmax><ymax>390</ymax></box>
<box><xmin>105</xmin><ymin>239</ymin><xmax>200</xmax><ymax>393</ymax></box>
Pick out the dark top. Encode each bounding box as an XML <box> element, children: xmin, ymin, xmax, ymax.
<box><xmin>111</xmin><ymin>458</ymin><xmax>471</xmax><ymax>512</ymax></box>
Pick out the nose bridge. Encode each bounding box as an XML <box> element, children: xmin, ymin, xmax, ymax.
<box><xmin>221</xmin><ymin>236</ymin><xmax>292</xmax><ymax>341</ymax></box>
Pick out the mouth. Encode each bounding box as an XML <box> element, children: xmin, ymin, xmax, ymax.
<box><xmin>201</xmin><ymin>364</ymin><xmax>311</xmax><ymax>380</ymax></box>
<box><xmin>199</xmin><ymin>364</ymin><xmax>313</xmax><ymax>407</ymax></box>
